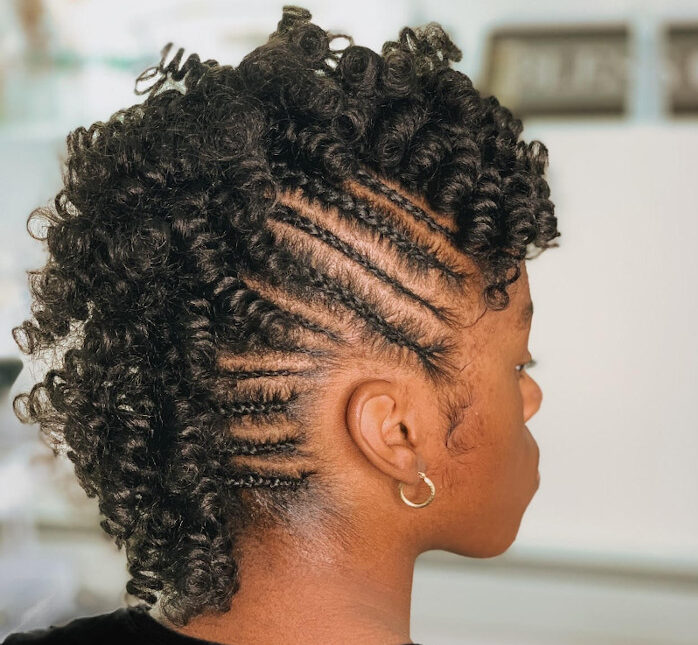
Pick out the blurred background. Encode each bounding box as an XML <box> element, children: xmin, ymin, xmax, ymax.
<box><xmin>1</xmin><ymin>0</ymin><xmax>697</xmax><ymax>643</ymax></box>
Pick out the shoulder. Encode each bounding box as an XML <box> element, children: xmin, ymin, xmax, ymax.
<box><xmin>2</xmin><ymin>606</ymin><xmax>139</xmax><ymax>644</ymax></box>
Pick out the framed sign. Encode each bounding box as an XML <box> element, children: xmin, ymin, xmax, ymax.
<box><xmin>480</xmin><ymin>24</ymin><xmax>630</xmax><ymax>118</ymax></box>
<box><xmin>664</xmin><ymin>23</ymin><xmax>698</xmax><ymax>115</ymax></box>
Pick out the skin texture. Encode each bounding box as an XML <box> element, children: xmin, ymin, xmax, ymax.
<box><xmin>157</xmin><ymin>261</ymin><xmax>542</xmax><ymax>645</ymax></box>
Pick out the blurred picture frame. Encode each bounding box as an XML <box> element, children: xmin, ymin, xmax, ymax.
<box><xmin>663</xmin><ymin>22</ymin><xmax>698</xmax><ymax>115</ymax></box>
<box><xmin>480</xmin><ymin>23</ymin><xmax>630</xmax><ymax>118</ymax></box>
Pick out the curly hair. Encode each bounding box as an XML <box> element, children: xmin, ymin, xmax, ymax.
<box><xmin>12</xmin><ymin>5</ymin><xmax>559</xmax><ymax>627</ymax></box>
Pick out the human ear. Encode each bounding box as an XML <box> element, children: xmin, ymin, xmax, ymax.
<box><xmin>344</xmin><ymin>379</ymin><xmax>420</xmax><ymax>482</ymax></box>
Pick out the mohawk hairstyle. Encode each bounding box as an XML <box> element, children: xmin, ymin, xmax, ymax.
<box><xmin>11</xmin><ymin>5</ymin><xmax>559</xmax><ymax>627</ymax></box>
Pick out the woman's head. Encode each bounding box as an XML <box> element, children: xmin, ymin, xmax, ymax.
<box><xmin>12</xmin><ymin>5</ymin><xmax>559</xmax><ymax>627</ymax></box>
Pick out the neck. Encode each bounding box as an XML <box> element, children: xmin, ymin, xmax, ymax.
<box><xmin>154</xmin><ymin>523</ymin><xmax>418</xmax><ymax>645</ymax></box>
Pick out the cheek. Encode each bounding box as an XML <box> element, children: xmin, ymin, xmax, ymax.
<box><xmin>476</xmin><ymin>367</ymin><xmax>525</xmax><ymax>443</ymax></box>
<box><xmin>446</xmin><ymin>371</ymin><xmax>532</xmax><ymax>500</ymax></box>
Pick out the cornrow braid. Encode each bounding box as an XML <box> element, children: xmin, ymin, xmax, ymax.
<box><xmin>11</xmin><ymin>4</ymin><xmax>559</xmax><ymax>628</ymax></box>
<box><xmin>354</xmin><ymin>167</ymin><xmax>462</xmax><ymax>246</ymax></box>
<box><xmin>226</xmin><ymin>472</ymin><xmax>315</xmax><ymax>489</ymax></box>
<box><xmin>236</xmin><ymin>207</ymin><xmax>462</xmax><ymax>379</ymax></box>
<box><xmin>267</xmin><ymin>203</ymin><xmax>456</xmax><ymax>325</ymax></box>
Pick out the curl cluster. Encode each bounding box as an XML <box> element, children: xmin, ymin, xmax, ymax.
<box><xmin>12</xmin><ymin>5</ymin><xmax>559</xmax><ymax>627</ymax></box>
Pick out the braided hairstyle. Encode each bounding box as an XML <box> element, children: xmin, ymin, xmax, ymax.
<box><xmin>12</xmin><ymin>5</ymin><xmax>559</xmax><ymax>627</ymax></box>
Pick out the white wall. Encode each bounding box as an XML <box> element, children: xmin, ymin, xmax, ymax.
<box><xmin>519</xmin><ymin>121</ymin><xmax>698</xmax><ymax>565</ymax></box>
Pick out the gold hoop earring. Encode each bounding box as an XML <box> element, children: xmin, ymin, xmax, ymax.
<box><xmin>398</xmin><ymin>471</ymin><xmax>436</xmax><ymax>508</ymax></box>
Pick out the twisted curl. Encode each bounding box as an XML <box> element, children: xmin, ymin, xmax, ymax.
<box><xmin>12</xmin><ymin>5</ymin><xmax>559</xmax><ymax>627</ymax></box>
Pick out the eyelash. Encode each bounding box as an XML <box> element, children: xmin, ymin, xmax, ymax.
<box><xmin>515</xmin><ymin>358</ymin><xmax>537</xmax><ymax>377</ymax></box>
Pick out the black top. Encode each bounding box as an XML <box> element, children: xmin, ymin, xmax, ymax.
<box><xmin>2</xmin><ymin>604</ymin><xmax>421</xmax><ymax>644</ymax></box>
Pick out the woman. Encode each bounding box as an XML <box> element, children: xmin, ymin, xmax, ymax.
<box><xmin>5</xmin><ymin>5</ymin><xmax>560</xmax><ymax>644</ymax></box>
